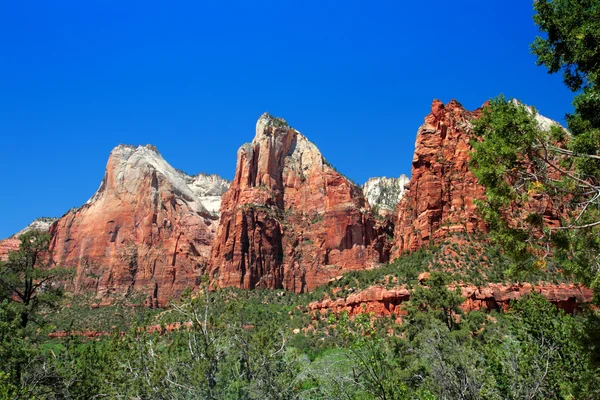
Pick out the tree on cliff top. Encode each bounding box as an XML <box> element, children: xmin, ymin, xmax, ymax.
<box><xmin>470</xmin><ymin>0</ymin><xmax>600</xmax><ymax>290</ymax></box>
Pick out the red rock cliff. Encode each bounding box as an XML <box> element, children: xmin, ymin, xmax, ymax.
<box><xmin>393</xmin><ymin>99</ymin><xmax>566</xmax><ymax>257</ymax></box>
<box><xmin>308</xmin><ymin>283</ymin><xmax>593</xmax><ymax>318</ymax></box>
<box><xmin>394</xmin><ymin>100</ymin><xmax>488</xmax><ymax>255</ymax></box>
<box><xmin>49</xmin><ymin>145</ymin><xmax>229</xmax><ymax>307</ymax></box>
<box><xmin>210</xmin><ymin>113</ymin><xmax>391</xmax><ymax>293</ymax></box>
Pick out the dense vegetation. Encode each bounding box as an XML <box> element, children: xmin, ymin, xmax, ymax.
<box><xmin>1</xmin><ymin>232</ymin><xmax>599</xmax><ymax>399</ymax></box>
<box><xmin>471</xmin><ymin>0</ymin><xmax>600</xmax><ymax>290</ymax></box>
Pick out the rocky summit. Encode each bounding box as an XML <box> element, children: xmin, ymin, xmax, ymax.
<box><xmin>393</xmin><ymin>99</ymin><xmax>565</xmax><ymax>257</ymax></box>
<box><xmin>49</xmin><ymin>144</ymin><xmax>229</xmax><ymax>306</ymax></box>
<box><xmin>210</xmin><ymin>113</ymin><xmax>392</xmax><ymax>293</ymax></box>
<box><xmin>1</xmin><ymin>102</ymin><xmax>571</xmax><ymax>305</ymax></box>
<box><xmin>393</xmin><ymin>100</ymin><xmax>489</xmax><ymax>255</ymax></box>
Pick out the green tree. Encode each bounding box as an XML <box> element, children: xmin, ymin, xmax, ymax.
<box><xmin>402</xmin><ymin>273</ymin><xmax>497</xmax><ymax>399</ymax></box>
<box><xmin>0</xmin><ymin>231</ymin><xmax>71</xmax><ymax>398</ymax></box>
<box><xmin>404</xmin><ymin>272</ymin><xmax>465</xmax><ymax>334</ymax></box>
<box><xmin>482</xmin><ymin>294</ymin><xmax>600</xmax><ymax>399</ymax></box>
<box><xmin>0</xmin><ymin>230</ymin><xmax>70</xmax><ymax>328</ymax></box>
<box><xmin>471</xmin><ymin>0</ymin><xmax>600</xmax><ymax>289</ymax></box>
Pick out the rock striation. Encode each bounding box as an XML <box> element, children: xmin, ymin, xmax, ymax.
<box><xmin>210</xmin><ymin>113</ymin><xmax>391</xmax><ymax>293</ymax></box>
<box><xmin>362</xmin><ymin>175</ymin><xmax>409</xmax><ymax>217</ymax></box>
<box><xmin>49</xmin><ymin>145</ymin><xmax>229</xmax><ymax>307</ymax></box>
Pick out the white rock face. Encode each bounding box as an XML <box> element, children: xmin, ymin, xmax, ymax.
<box><xmin>11</xmin><ymin>217</ymin><xmax>57</xmax><ymax>238</ymax></box>
<box><xmin>511</xmin><ymin>99</ymin><xmax>566</xmax><ymax>133</ymax></box>
<box><xmin>186</xmin><ymin>173</ymin><xmax>231</xmax><ymax>214</ymax></box>
<box><xmin>362</xmin><ymin>175</ymin><xmax>410</xmax><ymax>212</ymax></box>
<box><xmin>255</xmin><ymin>112</ymin><xmax>334</xmax><ymax>179</ymax></box>
<box><xmin>87</xmin><ymin>144</ymin><xmax>230</xmax><ymax>216</ymax></box>
<box><xmin>286</xmin><ymin>133</ymin><xmax>325</xmax><ymax>174</ymax></box>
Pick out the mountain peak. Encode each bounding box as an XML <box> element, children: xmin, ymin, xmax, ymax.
<box><xmin>50</xmin><ymin>145</ymin><xmax>230</xmax><ymax>305</ymax></box>
<box><xmin>87</xmin><ymin>144</ymin><xmax>229</xmax><ymax>215</ymax></box>
<box><xmin>111</xmin><ymin>143</ymin><xmax>160</xmax><ymax>155</ymax></box>
<box><xmin>255</xmin><ymin>112</ymin><xmax>293</xmax><ymax>141</ymax></box>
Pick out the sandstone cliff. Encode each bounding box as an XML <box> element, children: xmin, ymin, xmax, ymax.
<box><xmin>393</xmin><ymin>100</ymin><xmax>487</xmax><ymax>255</ymax></box>
<box><xmin>0</xmin><ymin>238</ymin><xmax>20</xmax><ymax>261</ymax></box>
<box><xmin>49</xmin><ymin>145</ymin><xmax>229</xmax><ymax>306</ymax></box>
<box><xmin>210</xmin><ymin>113</ymin><xmax>391</xmax><ymax>293</ymax></box>
<box><xmin>393</xmin><ymin>99</ymin><xmax>566</xmax><ymax>256</ymax></box>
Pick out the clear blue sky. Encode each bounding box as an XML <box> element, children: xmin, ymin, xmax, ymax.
<box><xmin>0</xmin><ymin>0</ymin><xmax>573</xmax><ymax>238</ymax></box>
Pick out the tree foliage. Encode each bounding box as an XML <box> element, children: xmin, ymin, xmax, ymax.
<box><xmin>0</xmin><ymin>231</ymin><xmax>70</xmax><ymax>328</ymax></box>
<box><xmin>471</xmin><ymin>0</ymin><xmax>600</xmax><ymax>289</ymax></box>
<box><xmin>0</xmin><ymin>231</ymin><xmax>72</xmax><ymax>398</ymax></box>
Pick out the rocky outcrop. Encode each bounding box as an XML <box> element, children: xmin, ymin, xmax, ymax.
<box><xmin>49</xmin><ymin>145</ymin><xmax>229</xmax><ymax>307</ymax></box>
<box><xmin>308</xmin><ymin>286</ymin><xmax>411</xmax><ymax>318</ymax></box>
<box><xmin>48</xmin><ymin>321</ymin><xmax>195</xmax><ymax>339</ymax></box>
<box><xmin>458</xmin><ymin>283</ymin><xmax>592</xmax><ymax>314</ymax></box>
<box><xmin>393</xmin><ymin>100</ymin><xmax>488</xmax><ymax>255</ymax></box>
<box><xmin>308</xmin><ymin>283</ymin><xmax>593</xmax><ymax>318</ymax></box>
<box><xmin>362</xmin><ymin>175</ymin><xmax>409</xmax><ymax>217</ymax></box>
<box><xmin>0</xmin><ymin>238</ymin><xmax>20</xmax><ymax>261</ymax></box>
<box><xmin>210</xmin><ymin>113</ymin><xmax>391</xmax><ymax>293</ymax></box>
<box><xmin>183</xmin><ymin>173</ymin><xmax>230</xmax><ymax>215</ymax></box>
<box><xmin>393</xmin><ymin>99</ymin><xmax>567</xmax><ymax>256</ymax></box>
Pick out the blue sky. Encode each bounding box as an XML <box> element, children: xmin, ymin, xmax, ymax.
<box><xmin>0</xmin><ymin>1</ymin><xmax>573</xmax><ymax>238</ymax></box>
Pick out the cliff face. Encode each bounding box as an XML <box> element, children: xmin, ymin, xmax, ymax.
<box><xmin>393</xmin><ymin>100</ymin><xmax>488</xmax><ymax>255</ymax></box>
<box><xmin>49</xmin><ymin>145</ymin><xmax>229</xmax><ymax>306</ymax></box>
<box><xmin>210</xmin><ymin>113</ymin><xmax>391</xmax><ymax>293</ymax></box>
<box><xmin>8</xmin><ymin>99</ymin><xmax>576</xmax><ymax>306</ymax></box>
<box><xmin>393</xmin><ymin>99</ymin><xmax>566</xmax><ymax>257</ymax></box>
<box><xmin>362</xmin><ymin>175</ymin><xmax>409</xmax><ymax>217</ymax></box>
